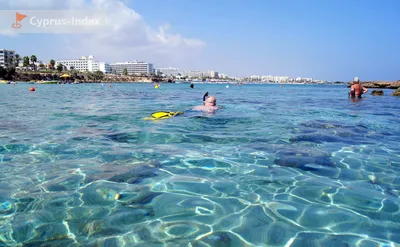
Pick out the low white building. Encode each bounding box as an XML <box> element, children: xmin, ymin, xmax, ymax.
<box><xmin>56</xmin><ymin>55</ymin><xmax>111</xmax><ymax>73</ymax></box>
<box><xmin>274</xmin><ymin>76</ymin><xmax>289</xmax><ymax>83</ymax></box>
<box><xmin>219</xmin><ymin>74</ymin><xmax>228</xmax><ymax>79</ymax></box>
<box><xmin>261</xmin><ymin>75</ymin><xmax>274</xmax><ymax>82</ymax></box>
<box><xmin>250</xmin><ymin>75</ymin><xmax>261</xmax><ymax>80</ymax></box>
<box><xmin>0</xmin><ymin>49</ymin><xmax>15</xmax><ymax>67</ymax></box>
<box><xmin>181</xmin><ymin>71</ymin><xmax>206</xmax><ymax>78</ymax></box>
<box><xmin>110</xmin><ymin>61</ymin><xmax>154</xmax><ymax>75</ymax></box>
<box><xmin>302</xmin><ymin>78</ymin><xmax>313</xmax><ymax>82</ymax></box>
<box><xmin>155</xmin><ymin>67</ymin><xmax>180</xmax><ymax>77</ymax></box>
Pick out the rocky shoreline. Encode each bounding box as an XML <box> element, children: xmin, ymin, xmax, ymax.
<box><xmin>10</xmin><ymin>72</ymin><xmax>175</xmax><ymax>83</ymax></box>
<box><xmin>347</xmin><ymin>80</ymin><xmax>400</xmax><ymax>89</ymax></box>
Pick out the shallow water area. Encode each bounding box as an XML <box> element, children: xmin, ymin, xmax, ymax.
<box><xmin>1</xmin><ymin>83</ymin><xmax>400</xmax><ymax>246</ymax></box>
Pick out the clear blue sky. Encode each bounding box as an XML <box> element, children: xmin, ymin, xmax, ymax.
<box><xmin>1</xmin><ymin>0</ymin><xmax>399</xmax><ymax>81</ymax></box>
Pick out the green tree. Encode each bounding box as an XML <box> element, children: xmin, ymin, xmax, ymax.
<box><xmin>0</xmin><ymin>66</ymin><xmax>16</xmax><ymax>80</ymax></box>
<box><xmin>122</xmin><ymin>68</ymin><xmax>128</xmax><ymax>76</ymax></box>
<box><xmin>50</xmin><ymin>59</ymin><xmax>55</xmax><ymax>70</ymax></box>
<box><xmin>7</xmin><ymin>57</ymin><xmax>14</xmax><ymax>67</ymax></box>
<box><xmin>30</xmin><ymin>55</ymin><xmax>37</xmax><ymax>70</ymax></box>
<box><xmin>0</xmin><ymin>66</ymin><xmax>5</xmax><ymax>78</ymax></box>
<box><xmin>6</xmin><ymin>66</ymin><xmax>15</xmax><ymax>79</ymax></box>
<box><xmin>86</xmin><ymin>71</ymin><xmax>104</xmax><ymax>81</ymax></box>
<box><xmin>94</xmin><ymin>70</ymin><xmax>104</xmax><ymax>81</ymax></box>
<box><xmin>71</xmin><ymin>69</ymin><xmax>79</xmax><ymax>78</ymax></box>
<box><xmin>14</xmin><ymin>54</ymin><xmax>20</xmax><ymax>67</ymax></box>
<box><xmin>56</xmin><ymin>63</ymin><xmax>63</xmax><ymax>72</ymax></box>
<box><xmin>23</xmin><ymin>56</ymin><xmax>30</xmax><ymax>67</ymax></box>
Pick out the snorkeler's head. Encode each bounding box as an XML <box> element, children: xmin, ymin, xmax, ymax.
<box><xmin>203</xmin><ymin>92</ymin><xmax>216</xmax><ymax>106</ymax></box>
<box><xmin>206</xmin><ymin>96</ymin><xmax>216</xmax><ymax>106</ymax></box>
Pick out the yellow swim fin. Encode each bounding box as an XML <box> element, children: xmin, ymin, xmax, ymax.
<box><xmin>144</xmin><ymin>111</ymin><xmax>183</xmax><ymax>120</ymax></box>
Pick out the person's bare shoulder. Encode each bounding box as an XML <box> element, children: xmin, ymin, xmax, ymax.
<box><xmin>193</xmin><ymin>106</ymin><xmax>205</xmax><ymax>111</ymax></box>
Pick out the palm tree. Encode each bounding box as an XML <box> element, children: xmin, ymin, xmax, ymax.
<box><xmin>30</xmin><ymin>55</ymin><xmax>37</xmax><ymax>70</ymax></box>
<box><xmin>7</xmin><ymin>57</ymin><xmax>14</xmax><ymax>67</ymax></box>
<box><xmin>56</xmin><ymin>63</ymin><xmax>63</xmax><ymax>72</ymax></box>
<box><xmin>14</xmin><ymin>54</ymin><xmax>20</xmax><ymax>67</ymax></box>
<box><xmin>23</xmin><ymin>56</ymin><xmax>30</xmax><ymax>68</ymax></box>
<box><xmin>50</xmin><ymin>59</ymin><xmax>55</xmax><ymax>70</ymax></box>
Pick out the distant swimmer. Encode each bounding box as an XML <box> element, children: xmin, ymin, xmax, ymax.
<box><xmin>226</xmin><ymin>85</ymin><xmax>229</xmax><ymax>88</ymax></box>
<box><xmin>190</xmin><ymin>83</ymin><xmax>194</xmax><ymax>88</ymax></box>
<box><xmin>193</xmin><ymin>92</ymin><xmax>220</xmax><ymax>112</ymax></box>
<box><xmin>349</xmin><ymin>77</ymin><xmax>368</xmax><ymax>98</ymax></box>
<box><xmin>29</xmin><ymin>86</ymin><xmax>35</xmax><ymax>91</ymax></box>
<box><xmin>155</xmin><ymin>83</ymin><xmax>160</xmax><ymax>89</ymax></box>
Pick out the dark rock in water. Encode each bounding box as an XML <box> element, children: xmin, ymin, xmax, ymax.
<box><xmin>194</xmin><ymin>231</ymin><xmax>233</xmax><ymax>247</ymax></box>
<box><xmin>119</xmin><ymin>187</ymin><xmax>162</xmax><ymax>206</ymax></box>
<box><xmin>294</xmin><ymin>120</ymin><xmax>370</xmax><ymax>145</ymax></box>
<box><xmin>299</xmin><ymin>120</ymin><xmax>368</xmax><ymax>131</ymax></box>
<box><xmin>371</xmin><ymin>90</ymin><xmax>384</xmax><ymax>96</ymax></box>
<box><xmin>83</xmin><ymin>161</ymin><xmax>161</xmax><ymax>184</ymax></box>
<box><xmin>104</xmin><ymin>132</ymin><xmax>138</xmax><ymax>143</ymax></box>
<box><xmin>274</xmin><ymin>149</ymin><xmax>336</xmax><ymax>170</ymax></box>
<box><xmin>22</xmin><ymin>239</ymin><xmax>76</xmax><ymax>247</ymax></box>
<box><xmin>108</xmin><ymin>166</ymin><xmax>158</xmax><ymax>184</ymax></box>
<box><xmin>392</xmin><ymin>89</ymin><xmax>400</xmax><ymax>96</ymax></box>
<box><xmin>299</xmin><ymin>120</ymin><xmax>346</xmax><ymax>129</ymax></box>
<box><xmin>289</xmin><ymin>134</ymin><xmax>343</xmax><ymax>144</ymax></box>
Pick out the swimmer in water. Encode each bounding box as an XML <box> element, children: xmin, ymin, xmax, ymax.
<box><xmin>349</xmin><ymin>77</ymin><xmax>368</xmax><ymax>98</ymax></box>
<box><xmin>192</xmin><ymin>92</ymin><xmax>220</xmax><ymax>112</ymax></box>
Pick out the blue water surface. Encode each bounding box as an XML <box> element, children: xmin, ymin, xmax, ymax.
<box><xmin>0</xmin><ymin>83</ymin><xmax>400</xmax><ymax>247</ymax></box>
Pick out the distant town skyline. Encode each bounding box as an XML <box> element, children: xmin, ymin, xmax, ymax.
<box><xmin>1</xmin><ymin>0</ymin><xmax>399</xmax><ymax>81</ymax></box>
<box><xmin>2</xmin><ymin>51</ymin><xmax>323</xmax><ymax>81</ymax></box>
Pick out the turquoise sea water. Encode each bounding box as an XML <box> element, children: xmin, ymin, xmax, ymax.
<box><xmin>1</xmin><ymin>83</ymin><xmax>400</xmax><ymax>247</ymax></box>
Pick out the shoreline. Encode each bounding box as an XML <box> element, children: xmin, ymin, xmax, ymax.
<box><xmin>2</xmin><ymin>72</ymin><xmax>399</xmax><ymax>88</ymax></box>
<box><xmin>347</xmin><ymin>81</ymin><xmax>400</xmax><ymax>89</ymax></box>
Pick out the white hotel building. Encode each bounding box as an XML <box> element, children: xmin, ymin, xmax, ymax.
<box><xmin>110</xmin><ymin>61</ymin><xmax>154</xmax><ymax>75</ymax></box>
<box><xmin>0</xmin><ymin>49</ymin><xmax>15</xmax><ymax>68</ymax></box>
<box><xmin>56</xmin><ymin>56</ymin><xmax>111</xmax><ymax>74</ymax></box>
<box><xmin>155</xmin><ymin>67</ymin><xmax>180</xmax><ymax>77</ymax></box>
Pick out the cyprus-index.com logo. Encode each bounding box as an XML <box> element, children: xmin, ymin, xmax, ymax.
<box><xmin>3</xmin><ymin>10</ymin><xmax>106</xmax><ymax>33</ymax></box>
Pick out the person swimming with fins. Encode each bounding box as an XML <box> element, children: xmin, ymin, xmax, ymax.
<box><xmin>145</xmin><ymin>92</ymin><xmax>220</xmax><ymax>120</ymax></box>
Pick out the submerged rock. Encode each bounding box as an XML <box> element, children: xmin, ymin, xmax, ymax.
<box><xmin>107</xmin><ymin>166</ymin><xmax>158</xmax><ymax>184</ymax></box>
<box><xmin>371</xmin><ymin>90</ymin><xmax>384</xmax><ymax>96</ymax></box>
<box><xmin>274</xmin><ymin>149</ymin><xmax>336</xmax><ymax>170</ymax></box>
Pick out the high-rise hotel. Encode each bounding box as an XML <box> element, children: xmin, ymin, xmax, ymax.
<box><xmin>0</xmin><ymin>49</ymin><xmax>15</xmax><ymax>68</ymax></box>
